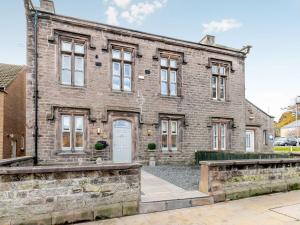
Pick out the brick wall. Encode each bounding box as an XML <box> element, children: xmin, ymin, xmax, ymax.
<box><xmin>0</xmin><ymin>163</ymin><xmax>141</xmax><ymax>224</ymax></box>
<box><xmin>200</xmin><ymin>159</ymin><xmax>300</xmax><ymax>202</ymax></box>
<box><xmin>3</xmin><ymin>69</ymin><xmax>26</xmax><ymax>158</ymax></box>
<box><xmin>25</xmin><ymin>5</ymin><xmax>249</xmax><ymax>164</ymax></box>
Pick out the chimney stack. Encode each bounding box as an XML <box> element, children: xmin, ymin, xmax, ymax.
<box><xmin>40</xmin><ymin>0</ymin><xmax>55</xmax><ymax>13</ymax></box>
<box><xmin>200</xmin><ymin>35</ymin><xmax>215</xmax><ymax>46</ymax></box>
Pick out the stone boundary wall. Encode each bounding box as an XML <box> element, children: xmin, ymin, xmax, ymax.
<box><xmin>0</xmin><ymin>163</ymin><xmax>142</xmax><ymax>225</ymax></box>
<box><xmin>199</xmin><ymin>158</ymin><xmax>300</xmax><ymax>202</ymax></box>
<box><xmin>0</xmin><ymin>156</ymin><xmax>34</xmax><ymax>167</ymax></box>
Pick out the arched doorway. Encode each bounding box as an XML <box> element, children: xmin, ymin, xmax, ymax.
<box><xmin>113</xmin><ymin>120</ymin><xmax>132</xmax><ymax>163</ymax></box>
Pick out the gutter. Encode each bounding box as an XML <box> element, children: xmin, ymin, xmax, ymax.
<box><xmin>33</xmin><ymin>9</ymin><xmax>39</xmax><ymax>165</ymax></box>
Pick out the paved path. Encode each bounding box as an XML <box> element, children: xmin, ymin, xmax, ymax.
<box><xmin>80</xmin><ymin>190</ymin><xmax>300</xmax><ymax>225</ymax></box>
<box><xmin>141</xmin><ymin>170</ymin><xmax>207</xmax><ymax>202</ymax></box>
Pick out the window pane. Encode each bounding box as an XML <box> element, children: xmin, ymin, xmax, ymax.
<box><xmin>212</xmin><ymin>65</ymin><xmax>218</xmax><ymax>74</ymax></box>
<box><xmin>162</xmin><ymin>135</ymin><xmax>168</xmax><ymax>150</ymax></box>
<box><xmin>62</xmin><ymin>132</ymin><xmax>71</xmax><ymax>148</ymax></box>
<box><xmin>112</xmin><ymin>76</ymin><xmax>120</xmax><ymax>90</ymax></box>
<box><xmin>161</xmin><ymin>82</ymin><xmax>168</xmax><ymax>95</ymax></box>
<box><xmin>62</xmin><ymin>116</ymin><xmax>70</xmax><ymax>130</ymax></box>
<box><xmin>75</xmin><ymin>116</ymin><xmax>83</xmax><ymax>131</ymax></box>
<box><xmin>62</xmin><ymin>41</ymin><xmax>72</xmax><ymax>52</ymax></box>
<box><xmin>62</xmin><ymin>55</ymin><xmax>71</xmax><ymax>69</ymax></box>
<box><xmin>219</xmin><ymin>66</ymin><xmax>226</xmax><ymax>75</ymax></box>
<box><xmin>124</xmin><ymin>51</ymin><xmax>132</xmax><ymax>61</ymax></box>
<box><xmin>220</xmin><ymin>77</ymin><xmax>225</xmax><ymax>99</ymax></box>
<box><xmin>75</xmin><ymin>56</ymin><xmax>84</xmax><ymax>71</ymax></box>
<box><xmin>124</xmin><ymin>64</ymin><xmax>131</xmax><ymax>78</ymax></box>
<box><xmin>113</xmin><ymin>62</ymin><xmax>121</xmax><ymax>76</ymax></box>
<box><xmin>74</xmin><ymin>71</ymin><xmax>84</xmax><ymax>86</ymax></box>
<box><xmin>212</xmin><ymin>76</ymin><xmax>217</xmax><ymax>99</ymax></box>
<box><xmin>124</xmin><ymin>78</ymin><xmax>131</xmax><ymax>91</ymax></box>
<box><xmin>170</xmin><ymin>71</ymin><xmax>176</xmax><ymax>83</ymax></box>
<box><xmin>171</xmin><ymin>135</ymin><xmax>177</xmax><ymax>150</ymax></box>
<box><xmin>171</xmin><ymin>121</ymin><xmax>177</xmax><ymax>134</ymax></box>
<box><xmin>75</xmin><ymin>44</ymin><xmax>84</xmax><ymax>54</ymax></box>
<box><xmin>160</xmin><ymin>58</ymin><xmax>168</xmax><ymax>67</ymax></box>
<box><xmin>213</xmin><ymin>124</ymin><xmax>218</xmax><ymax>150</ymax></box>
<box><xmin>61</xmin><ymin>70</ymin><xmax>71</xmax><ymax>85</ymax></box>
<box><xmin>112</xmin><ymin>49</ymin><xmax>121</xmax><ymax>59</ymax></box>
<box><xmin>221</xmin><ymin>124</ymin><xmax>226</xmax><ymax>150</ymax></box>
<box><xmin>162</xmin><ymin>120</ymin><xmax>168</xmax><ymax>134</ymax></box>
<box><xmin>75</xmin><ymin>133</ymin><xmax>83</xmax><ymax>148</ymax></box>
<box><xmin>170</xmin><ymin>59</ymin><xmax>177</xmax><ymax>68</ymax></box>
<box><xmin>160</xmin><ymin>70</ymin><xmax>167</xmax><ymax>81</ymax></box>
<box><xmin>170</xmin><ymin>84</ymin><xmax>176</xmax><ymax>96</ymax></box>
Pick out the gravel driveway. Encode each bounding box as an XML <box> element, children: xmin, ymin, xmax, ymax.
<box><xmin>142</xmin><ymin>165</ymin><xmax>200</xmax><ymax>191</ymax></box>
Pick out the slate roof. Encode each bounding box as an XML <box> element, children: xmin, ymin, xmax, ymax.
<box><xmin>0</xmin><ymin>63</ymin><xmax>24</xmax><ymax>89</ymax></box>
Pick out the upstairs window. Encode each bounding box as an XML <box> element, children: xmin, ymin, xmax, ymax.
<box><xmin>112</xmin><ymin>47</ymin><xmax>133</xmax><ymax>92</ymax></box>
<box><xmin>60</xmin><ymin>39</ymin><xmax>85</xmax><ymax>87</ymax></box>
<box><xmin>160</xmin><ymin>56</ymin><xmax>179</xmax><ymax>96</ymax></box>
<box><xmin>211</xmin><ymin>63</ymin><xmax>228</xmax><ymax>101</ymax></box>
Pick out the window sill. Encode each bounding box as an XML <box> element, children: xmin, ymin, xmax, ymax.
<box><xmin>211</xmin><ymin>99</ymin><xmax>230</xmax><ymax>103</ymax></box>
<box><xmin>59</xmin><ymin>84</ymin><xmax>87</xmax><ymax>90</ymax></box>
<box><xmin>160</xmin><ymin>95</ymin><xmax>183</xmax><ymax>99</ymax></box>
<box><xmin>111</xmin><ymin>90</ymin><xmax>134</xmax><ymax>95</ymax></box>
<box><xmin>57</xmin><ymin>150</ymin><xmax>87</xmax><ymax>156</ymax></box>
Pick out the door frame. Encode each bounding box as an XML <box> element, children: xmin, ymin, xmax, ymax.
<box><xmin>112</xmin><ymin>119</ymin><xmax>133</xmax><ymax>163</ymax></box>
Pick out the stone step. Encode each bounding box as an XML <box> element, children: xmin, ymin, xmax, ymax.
<box><xmin>139</xmin><ymin>196</ymin><xmax>214</xmax><ymax>214</ymax></box>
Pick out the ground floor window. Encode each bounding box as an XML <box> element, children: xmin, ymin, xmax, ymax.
<box><xmin>61</xmin><ymin>115</ymin><xmax>84</xmax><ymax>151</ymax></box>
<box><xmin>161</xmin><ymin>120</ymin><xmax>178</xmax><ymax>151</ymax></box>
<box><xmin>212</xmin><ymin>123</ymin><xmax>227</xmax><ymax>150</ymax></box>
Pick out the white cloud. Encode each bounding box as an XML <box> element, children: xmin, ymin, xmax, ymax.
<box><xmin>202</xmin><ymin>19</ymin><xmax>242</xmax><ymax>33</ymax></box>
<box><xmin>113</xmin><ymin>0</ymin><xmax>132</xmax><ymax>9</ymax></box>
<box><xmin>105</xmin><ymin>6</ymin><xmax>119</xmax><ymax>26</ymax></box>
<box><xmin>121</xmin><ymin>0</ymin><xmax>167</xmax><ymax>25</ymax></box>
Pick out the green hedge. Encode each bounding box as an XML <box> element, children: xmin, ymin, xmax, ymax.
<box><xmin>273</xmin><ymin>146</ymin><xmax>300</xmax><ymax>152</ymax></box>
<box><xmin>195</xmin><ymin>150</ymin><xmax>291</xmax><ymax>164</ymax></box>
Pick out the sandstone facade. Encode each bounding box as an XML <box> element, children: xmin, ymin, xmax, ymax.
<box><xmin>24</xmin><ymin>0</ymin><xmax>273</xmax><ymax>165</ymax></box>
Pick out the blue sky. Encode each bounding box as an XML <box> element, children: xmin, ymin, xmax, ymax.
<box><xmin>1</xmin><ymin>0</ymin><xmax>300</xmax><ymax>120</ymax></box>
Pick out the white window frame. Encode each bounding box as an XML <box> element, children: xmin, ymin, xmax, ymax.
<box><xmin>74</xmin><ymin>116</ymin><xmax>84</xmax><ymax>151</ymax></box>
<box><xmin>213</xmin><ymin>124</ymin><xmax>219</xmax><ymax>150</ymax></box>
<box><xmin>161</xmin><ymin>69</ymin><xmax>168</xmax><ymax>95</ymax></box>
<box><xmin>220</xmin><ymin>124</ymin><xmax>226</xmax><ymax>150</ymax></box>
<box><xmin>212</xmin><ymin>75</ymin><xmax>218</xmax><ymax>100</ymax></box>
<box><xmin>112</xmin><ymin>62</ymin><xmax>121</xmax><ymax>90</ymax></box>
<box><xmin>160</xmin><ymin>56</ymin><xmax>179</xmax><ymax>96</ymax></box>
<box><xmin>211</xmin><ymin>63</ymin><xmax>228</xmax><ymax>101</ymax></box>
<box><xmin>61</xmin><ymin>115</ymin><xmax>72</xmax><ymax>151</ymax></box>
<box><xmin>171</xmin><ymin>121</ymin><xmax>178</xmax><ymax>151</ymax></box>
<box><xmin>161</xmin><ymin>120</ymin><xmax>169</xmax><ymax>151</ymax></box>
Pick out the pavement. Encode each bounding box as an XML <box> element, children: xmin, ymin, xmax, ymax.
<box><xmin>141</xmin><ymin>170</ymin><xmax>207</xmax><ymax>202</ymax></box>
<box><xmin>79</xmin><ymin>190</ymin><xmax>300</xmax><ymax>225</ymax></box>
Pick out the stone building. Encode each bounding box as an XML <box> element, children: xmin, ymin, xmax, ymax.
<box><xmin>24</xmin><ymin>0</ymin><xmax>273</xmax><ymax>165</ymax></box>
<box><xmin>245</xmin><ymin>100</ymin><xmax>274</xmax><ymax>152</ymax></box>
<box><xmin>0</xmin><ymin>63</ymin><xmax>26</xmax><ymax>159</ymax></box>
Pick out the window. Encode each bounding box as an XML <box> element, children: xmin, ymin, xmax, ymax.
<box><xmin>161</xmin><ymin>120</ymin><xmax>178</xmax><ymax>151</ymax></box>
<box><xmin>263</xmin><ymin>130</ymin><xmax>267</xmax><ymax>145</ymax></box>
<box><xmin>61</xmin><ymin>115</ymin><xmax>84</xmax><ymax>151</ymax></box>
<box><xmin>211</xmin><ymin>63</ymin><xmax>228</xmax><ymax>100</ymax></box>
<box><xmin>60</xmin><ymin>39</ymin><xmax>85</xmax><ymax>87</ymax></box>
<box><xmin>112</xmin><ymin>47</ymin><xmax>133</xmax><ymax>91</ymax></box>
<box><xmin>160</xmin><ymin>56</ymin><xmax>179</xmax><ymax>96</ymax></box>
<box><xmin>212</xmin><ymin>123</ymin><xmax>227</xmax><ymax>150</ymax></box>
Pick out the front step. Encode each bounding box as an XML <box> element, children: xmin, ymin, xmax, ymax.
<box><xmin>139</xmin><ymin>196</ymin><xmax>214</xmax><ymax>214</ymax></box>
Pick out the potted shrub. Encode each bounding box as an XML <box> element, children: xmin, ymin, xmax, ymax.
<box><xmin>95</xmin><ymin>142</ymin><xmax>105</xmax><ymax>150</ymax></box>
<box><xmin>148</xmin><ymin>143</ymin><xmax>156</xmax><ymax>151</ymax></box>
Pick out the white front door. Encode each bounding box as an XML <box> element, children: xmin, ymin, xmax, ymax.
<box><xmin>113</xmin><ymin>120</ymin><xmax>132</xmax><ymax>163</ymax></box>
<box><xmin>246</xmin><ymin>130</ymin><xmax>255</xmax><ymax>152</ymax></box>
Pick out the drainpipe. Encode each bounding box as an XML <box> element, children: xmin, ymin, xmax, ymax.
<box><xmin>33</xmin><ymin>9</ymin><xmax>39</xmax><ymax>165</ymax></box>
